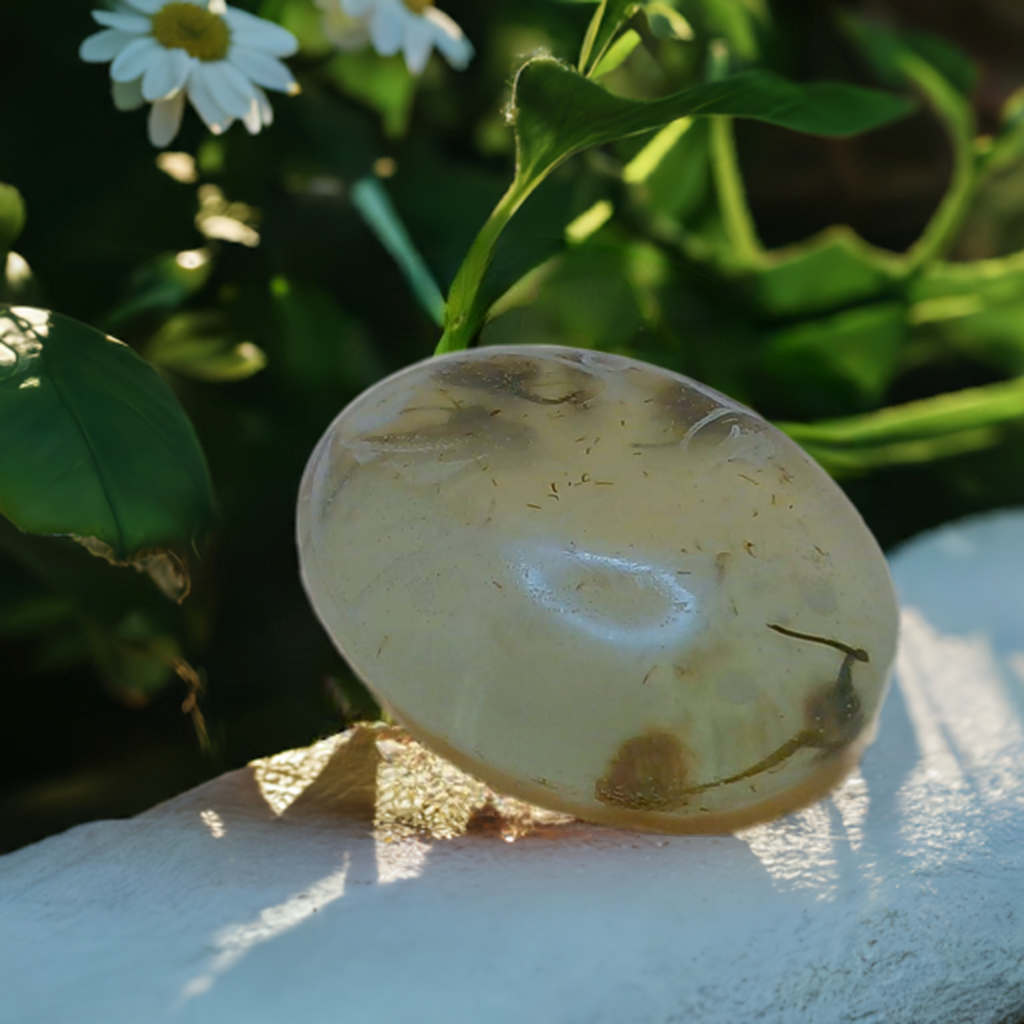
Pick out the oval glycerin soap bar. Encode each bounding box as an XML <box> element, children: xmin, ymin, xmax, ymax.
<box><xmin>297</xmin><ymin>346</ymin><xmax>899</xmax><ymax>833</ymax></box>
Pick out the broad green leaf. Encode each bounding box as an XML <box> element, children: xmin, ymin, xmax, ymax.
<box><xmin>580</xmin><ymin>0</ymin><xmax>640</xmax><ymax>77</ymax></box>
<box><xmin>513</xmin><ymin>58</ymin><xmax>916</xmax><ymax>186</ymax></box>
<box><xmin>779</xmin><ymin>377</ymin><xmax>1024</xmax><ymax>467</ymax></box>
<box><xmin>910</xmin><ymin>250</ymin><xmax>1024</xmax><ymax>313</ymax></box>
<box><xmin>0</xmin><ymin>307</ymin><xmax>214</xmax><ymax>563</ymax></box>
<box><xmin>759</xmin><ymin>301</ymin><xmax>906</xmax><ymax>415</ymax></box>
<box><xmin>0</xmin><ymin>183</ymin><xmax>26</xmax><ymax>257</ymax></box>
<box><xmin>145</xmin><ymin>313</ymin><xmax>267</xmax><ymax>383</ymax></box>
<box><xmin>908</xmin><ymin>251</ymin><xmax>1024</xmax><ymax>373</ymax></box>
<box><xmin>439</xmin><ymin>58</ymin><xmax>914</xmax><ymax>351</ymax></box>
<box><xmin>751</xmin><ymin>226</ymin><xmax>903</xmax><ymax>317</ymax></box>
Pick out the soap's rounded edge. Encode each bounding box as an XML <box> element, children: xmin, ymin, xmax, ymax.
<box><xmin>380</xmin><ymin>691</ymin><xmax>881</xmax><ymax>835</ymax></box>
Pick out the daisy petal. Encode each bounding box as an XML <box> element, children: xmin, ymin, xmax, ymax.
<box><xmin>368</xmin><ymin>3</ymin><xmax>405</xmax><ymax>57</ymax></box>
<box><xmin>186</xmin><ymin>63</ymin><xmax>235</xmax><ymax>132</ymax></box>
<box><xmin>149</xmin><ymin>93</ymin><xmax>186</xmax><ymax>147</ymax></box>
<box><xmin>242</xmin><ymin>85</ymin><xmax>274</xmax><ymax>135</ymax></box>
<box><xmin>112</xmin><ymin>78</ymin><xmax>146</xmax><ymax>111</ymax></box>
<box><xmin>79</xmin><ymin>29</ymin><xmax>135</xmax><ymax>63</ymax></box>
<box><xmin>142</xmin><ymin>48</ymin><xmax>191</xmax><ymax>102</ymax></box>
<box><xmin>111</xmin><ymin>36</ymin><xmax>162</xmax><ymax>83</ymax></box>
<box><xmin>402</xmin><ymin>16</ymin><xmax>435</xmax><ymax>76</ymax></box>
<box><xmin>91</xmin><ymin>10</ymin><xmax>151</xmax><ymax>32</ymax></box>
<box><xmin>124</xmin><ymin>0</ymin><xmax>164</xmax><ymax>13</ymax></box>
<box><xmin>223</xmin><ymin>7</ymin><xmax>298</xmax><ymax>56</ymax></box>
<box><xmin>227</xmin><ymin>48</ymin><xmax>296</xmax><ymax>93</ymax></box>
<box><xmin>424</xmin><ymin>8</ymin><xmax>474</xmax><ymax>69</ymax></box>
<box><xmin>255</xmin><ymin>84</ymin><xmax>273</xmax><ymax>127</ymax></box>
<box><xmin>200</xmin><ymin>61</ymin><xmax>256</xmax><ymax>119</ymax></box>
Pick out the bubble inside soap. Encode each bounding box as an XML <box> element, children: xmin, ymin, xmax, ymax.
<box><xmin>297</xmin><ymin>346</ymin><xmax>899</xmax><ymax>833</ymax></box>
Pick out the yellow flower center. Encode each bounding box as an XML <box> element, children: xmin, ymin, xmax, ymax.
<box><xmin>151</xmin><ymin>3</ymin><xmax>231</xmax><ymax>61</ymax></box>
<box><xmin>401</xmin><ymin>0</ymin><xmax>432</xmax><ymax>12</ymax></box>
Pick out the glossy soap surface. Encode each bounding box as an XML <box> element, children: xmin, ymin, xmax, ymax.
<box><xmin>298</xmin><ymin>347</ymin><xmax>899</xmax><ymax>833</ymax></box>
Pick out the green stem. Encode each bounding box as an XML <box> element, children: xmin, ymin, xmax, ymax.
<box><xmin>435</xmin><ymin>174</ymin><xmax>537</xmax><ymax>354</ymax></box>
<box><xmin>709</xmin><ymin>116</ymin><xmax>764</xmax><ymax>267</ymax></box>
<box><xmin>900</xmin><ymin>54</ymin><xmax>978</xmax><ymax>271</ymax></box>
<box><xmin>706</xmin><ymin>41</ymin><xmax>764</xmax><ymax>269</ymax></box>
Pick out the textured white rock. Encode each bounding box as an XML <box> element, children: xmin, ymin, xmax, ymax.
<box><xmin>2</xmin><ymin>510</ymin><xmax>1024</xmax><ymax>1024</ymax></box>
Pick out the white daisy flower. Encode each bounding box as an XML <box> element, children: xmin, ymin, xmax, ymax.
<box><xmin>316</xmin><ymin>0</ymin><xmax>473</xmax><ymax>75</ymax></box>
<box><xmin>80</xmin><ymin>0</ymin><xmax>300</xmax><ymax>148</ymax></box>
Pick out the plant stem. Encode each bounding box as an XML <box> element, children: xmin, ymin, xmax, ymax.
<box><xmin>707</xmin><ymin>41</ymin><xmax>764</xmax><ymax>269</ymax></box>
<box><xmin>709</xmin><ymin>116</ymin><xmax>764</xmax><ymax>268</ymax></box>
<box><xmin>435</xmin><ymin>175</ymin><xmax>537</xmax><ymax>354</ymax></box>
<box><xmin>899</xmin><ymin>54</ymin><xmax>978</xmax><ymax>271</ymax></box>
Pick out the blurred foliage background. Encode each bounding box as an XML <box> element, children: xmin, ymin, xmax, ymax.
<box><xmin>3</xmin><ymin>0</ymin><xmax>1024</xmax><ymax>852</ymax></box>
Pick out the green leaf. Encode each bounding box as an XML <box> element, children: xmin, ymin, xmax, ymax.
<box><xmin>759</xmin><ymin>301</ymin><xmax>906</xmax><ymax>415</ymax></box>
<box><xmin>791</xmin><ymin>427</ymin><xmax>1002</xmax><ymax>474</ymax></box>
<box><xmin>580</xmin><ymin>0</ymin><xmax>640</xmax><ymax>77</ymax></box>
<box><xmin>105</xmin><ymin>249</ymin><xmax>213</xmax><ymax>330</ymax></box>
<box><xmin>623</xmin><ymin>117</ymin><xmax>710</xmax><ymax>223</ymax></box>
<box><xmin>0</xmin><ymin>183</ymin><xmax>26</xmax><ymax>257</ymax></box>
<box><xmin>0</xmin><ymin>307</ymin><xmax>214</xmax><ymax>563</ymax></box>
<box><xmin>513</xmin><ymin>58</ymin><xmax>915</xmax><ymax>185</ymax></box>
<box><xmin>910</xmin><ymin>249</ymin><xmax>1024</xmax><ymax>308</ymax></box>
<box><xmin>350</xmin><ymin>177</ymin><xmax>446</xmax><ymax>327</ymax></box>
<box><xmin>908</xmin><ymin>251</ymin><xmax>1024</xmax><ymax>375</ymax></box>
<box><xmin>642</xmin><ymin>3</ymin><xmax>693</xmax><ymax>42</ymax></box>
<box><xmin>145</xmin><ymin>312</ymin><xmax>267</xmax><ymax>383</ymax></box>
<box><xmin>751</xmin><ymin>226</ymin><xmax>903</xmax><ymax>317</ymax></box>
<box><xmin>778</xmin><ymin>374</ymin><xmax>1024</xmax><ymax>458</ymax></box>
<box><xmin>439</xmin><ymin>58</ymin><xmax>914</xmax><ymax>352</ymax></box>
<box><xmin>592</xmin><ymin>28</ymin><xmax>642</xmax><ymax>78</ymax></box>
<box><xmin>696</xmin><ymin>0</ymin><xmax>766</xmax><ymax>61</ymax></box>
<box><xmin>902</xmin><ymin>30</ymin><xmax>977</xmax><ymax>97</ymax></box>
<box><xmin>842</xmin><ymin>15</ymin><xmax>977</xmax><ymax>97</ymax></box>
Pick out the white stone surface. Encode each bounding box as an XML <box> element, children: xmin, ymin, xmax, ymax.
<box><xmin>2</xmin><ymin>510</ymin><xmax>1024</xmax><ymax>1024</ymax></box>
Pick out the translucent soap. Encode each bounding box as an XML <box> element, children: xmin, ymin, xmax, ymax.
<box><xmin>297</xmin><ymin>346</ymin><xmax>899</xmax><ymax>833</ymax></box>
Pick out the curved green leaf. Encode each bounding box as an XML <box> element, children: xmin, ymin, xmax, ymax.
<box><xmin>751</xmin><ymin>226</ymin><xmax>903</xmax><ymax>316</ymax></box>
<box><xmin>0</xmin><ymin>306</ymin><xmax>214</xmax><ymax>561</ymax></box>
<box><xmin>439</xmin><ymin>58</ymin><xmax>914</xmax><ymax>352</ymax></box>
<box><xmin>145</xmin><ymin>312</ymin><xmax>267</xmax><ymax>383</ymax></box>
<box><xmin>512</xmin><ymin>59</ymin><xmax>915</xmax><ymax>187</ymax></box>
